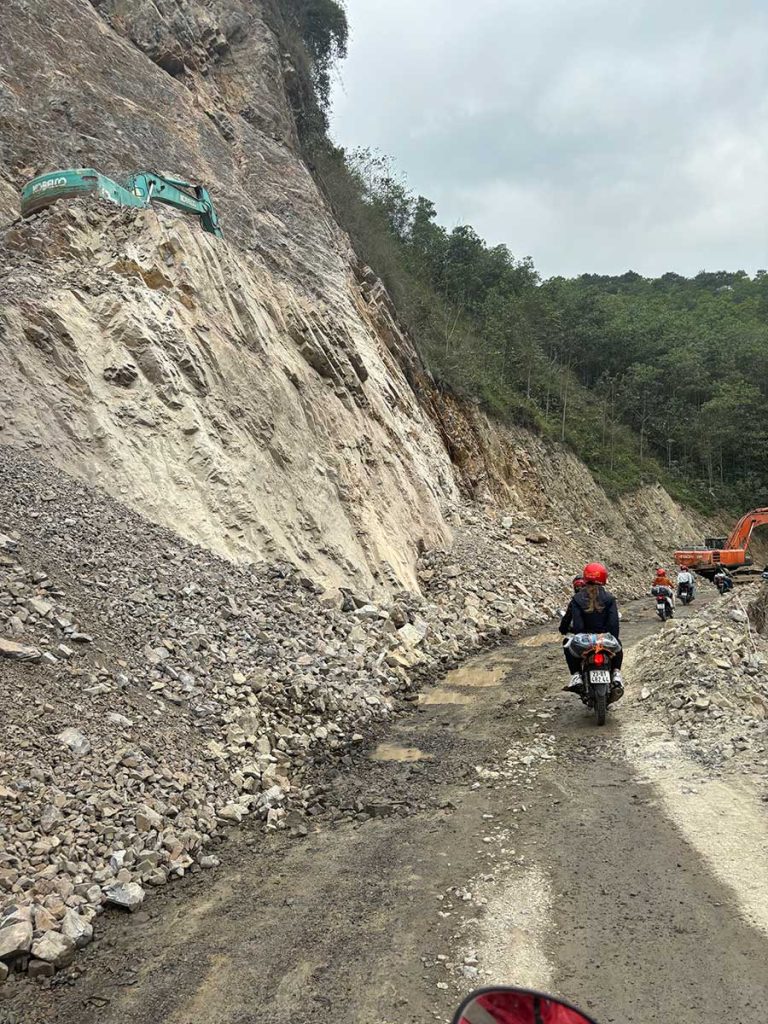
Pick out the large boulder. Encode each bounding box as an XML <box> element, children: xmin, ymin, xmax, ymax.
<box><xmin>31</xmin><ymin>931</ymin><xmax>76</xmax><ymax>968</ymax></box>
<box><xmin>0</xmin><ymin>921</ymin><xmax>33</xmax><ymax>961</ymax></box>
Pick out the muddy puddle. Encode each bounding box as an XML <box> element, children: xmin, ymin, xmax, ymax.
<box><xmin>444</xmin><ymin>658</ymin><xmax>511</xmax><ymax>687</ymax></box>
<box><xmin>370</xmin><ymin>743</ymin><xmax>433</xmax><ymax>762</ymax></box>
<box><xmin>419</xmin><ymin>650</ymin><xmax>513</xmax><ymax>705</ymax></box>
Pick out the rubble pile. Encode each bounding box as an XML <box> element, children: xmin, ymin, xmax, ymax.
<box><xmin>418</xmin><ymin>504</ymin><xmax>641</xmax><ymax>636</ymax></box>
<box><xmin>632</xmin><ymin>586</ymin><xmax>768</xmax><ymax>772</ymax></box>
<box><xmin>0</xmin><ymin>445</ymin><xmax>583</xmax><ymax>980</ymax></box>
<box><xmin>0</xmin><ymin>433</ymin><xmax>683</xmax><ymax>981</ymax></box>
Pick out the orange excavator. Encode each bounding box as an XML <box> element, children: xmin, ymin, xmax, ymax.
<box><xmin>675</xmin><ymin>508</ymin><xmax>768</xmax><ymax>577</ymax></box>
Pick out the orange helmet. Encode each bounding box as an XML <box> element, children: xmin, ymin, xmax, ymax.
<box><xmin>583</xmin><ymin>562</ymin><xmax>608</xmax><ymax>585</ymax></box>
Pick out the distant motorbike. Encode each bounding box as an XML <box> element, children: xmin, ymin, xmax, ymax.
<box><xmin>651</xmin><ymin>584</ymin><xmax>674</xmax><ymax>621</ymax></box>
<box><xmin>564</xmin><ymin>632</ymin><xmax>623</xmax><ymax>726</ymax></box>
<box><xmin>454</xmin><ymin>985</ymin><xmax>597</xmax><ymax>1024</ymax></box>
<box><xmin>677</xmin><ymin>579</ymin><xmax>694</xmax><ymax>605</ymax></box>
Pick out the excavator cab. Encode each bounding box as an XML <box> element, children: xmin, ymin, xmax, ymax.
<box><xmin>20</xmin><ymin>168</ymin><xmax>146</xmax><ymax>218</ymax></box>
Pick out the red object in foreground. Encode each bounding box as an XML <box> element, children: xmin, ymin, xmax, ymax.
<box><xmin>460</xmin><ymin>990</ymin><xmax>593</xmax><ymax>1024</ymax></box>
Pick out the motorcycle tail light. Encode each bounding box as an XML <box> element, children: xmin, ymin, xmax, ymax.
<box><xmin>593</xmin><ymin>653</ymin><xmax>606</xmax><ymax>666</ymax></box>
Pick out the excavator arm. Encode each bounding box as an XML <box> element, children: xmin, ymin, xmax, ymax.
<box><xmin>725</xmin><ymin>508</ymin><xmax>768</xmax><ymax>551</ymax></box>
<box><xmin>20</xmin><ymin>167</ymin><xmax>223</xmax><ymax>238</ymax></box>
<box><xmin>125</xmin><ymin>172</ymin><xmax>223</xmax><ymax>237</ymax></box>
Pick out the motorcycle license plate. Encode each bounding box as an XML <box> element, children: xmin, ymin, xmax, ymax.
<box><xmin>590</xmin><ymin>670</ymin><xmax>611</xmax><ymax>687</ymax></box>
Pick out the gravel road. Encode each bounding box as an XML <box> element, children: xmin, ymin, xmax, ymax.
<box><xmin>10</xmin><ymin>599</ymin><xmax>768</xmax><ymax>1024</ymax></box>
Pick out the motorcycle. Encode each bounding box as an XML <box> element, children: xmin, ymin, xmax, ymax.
<box><xmin>677</xmin><ymin>579</ymin><xmax>694</xmax><ymax>605</ymax></box>
<box><xmin>651</xmin><ymin>584</ymin><xmax>674</xmax><ymax>621</ymax></box>
<box><xmin>454</xmin><ymin>985</ymin><xmax>597</xmax><ymax>1024</ymax></box>
<box><xmin>564</xmin><ymin>632</ymin><xmax>623</xmax><ymax>726</ymax></box>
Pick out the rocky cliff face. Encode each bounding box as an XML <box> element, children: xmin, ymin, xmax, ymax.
<box><xmin>0</xmin><ymin>0</ymin><xmax>704</xmax><ymax>594</ymax></box>
<box><xmin>0</xmin><ymin>0</ymin><xmax>457</xmax><ymax>591</ymax></box>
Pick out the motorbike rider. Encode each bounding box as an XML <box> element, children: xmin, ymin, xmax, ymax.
<box><xmin>676</xmin><ymin>567</ymin><xmax>695</xmax><ymax>599</ymax></box>
<box><xmin>558</xmin><ymin>576</ymin><xmax>586</xmax><ymax>635</ymax></box>
<box><xmin>563</xmin><ymin>562</ymin><xmax>623</xmax><ymax>692</ymax></box>
<box><xmin>652</xmin><ymin>567</ymin><xmax>675</xmax><ymax>609</ymax></box>
<box><xmin>653</xmin><ymin>566</ymin><xmax>674</xmax><ymax>590</ymax></box>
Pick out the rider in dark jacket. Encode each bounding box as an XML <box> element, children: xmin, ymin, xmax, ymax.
<box><xmin>558</xmin><ymin>577</ymin><xmax>586</xmax><ymax>635</ymax></box>
<box><xmin>571</xmin><ymin>585</ymin><xmax>620</xmax><ymax>639</ymax></box>
<box><xmin>563</xmin><ymin>562</ymin><xmax>623</xmax><ymax>691</ymax></box>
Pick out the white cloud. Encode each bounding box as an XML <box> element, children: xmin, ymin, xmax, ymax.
<box><xmin>332</xmin><ymin>0</ymin><xmax>768</xmax><ymax>276</ymax></box>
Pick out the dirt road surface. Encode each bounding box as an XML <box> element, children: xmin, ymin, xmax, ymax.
<box><xmin>8</xmin><ymin>600</ymin><xmax>768</xmax><ymax>1024</ymax></box>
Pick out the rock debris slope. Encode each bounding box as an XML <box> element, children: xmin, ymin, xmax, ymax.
<box><xmin>633</xmin><ymin>585</ymin><xmax>768</xmax><ymax>775</ymax></box>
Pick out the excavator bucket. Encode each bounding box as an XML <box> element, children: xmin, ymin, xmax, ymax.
<box><xmin>20</xmin><ymin>168</ymin><xmax>145</xmax><ymax>218</ymax></box>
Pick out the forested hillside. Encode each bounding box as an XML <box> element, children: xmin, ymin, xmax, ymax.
<box><xmin>279</xmin><ymin>1</ymin><xmax>768</xmax><ymax>510</ymax></box>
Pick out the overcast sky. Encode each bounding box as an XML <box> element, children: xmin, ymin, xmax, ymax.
<box><xmin>331</xmin><ymin>0</ymin><xmax>768</xmax><ymax>279</ymax></box>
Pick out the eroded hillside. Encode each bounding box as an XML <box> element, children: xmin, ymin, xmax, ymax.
<box><xmin>0</xmin><ymin>0</ymin><xmax>469</xmax><ymax>589</ymax></box>
<box><xmin>0</xmin><ymin>0</ymin><xmax>710</xmax><ymax>592</ymax></box>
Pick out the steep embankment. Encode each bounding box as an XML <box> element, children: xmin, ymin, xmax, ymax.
<box><xmin>0</xmin><ymin>0</ymin><xmax>458</xmax><ymax>593</ymax></box>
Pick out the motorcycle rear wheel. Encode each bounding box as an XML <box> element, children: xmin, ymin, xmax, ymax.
<box><xmin>595</xmin><ymin>689</ymin><xmax>607</xmax><ymax>726</ymax></box>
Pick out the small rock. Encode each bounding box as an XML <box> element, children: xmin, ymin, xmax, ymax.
<box><xmin>218</xmin><ymin>803</ymin><xmax>243</xmax><ymax>824</ymax></box>
<box><xmin>0</xmin><ymin>638</ymin><xmax>42</xmax><ymax>662</ymax></box>
<box><xmin>103</xmin><ymin>882</ymin><xmax>145</xmax><ymax>912</ymax></box>
<box><xmin>397</xmin><ymin>621</ymin><xmax>428</xmax><ymax>648</ymax></box>
<box><xmin>108</xmin><ymin>712</ymin><xmax>134</xmax><ymax>729</ymax></box>
<box><xmin>0</xmin><ymin>921</ymin><xmax>33</xmax><ymax>960</ymax></box>
<box><xmin>135</xmin><ymin>805</ymin><xmax>163</xmax><ymax>832</ymax></box>
<box><xmin>61</xmin><ymin>909</ymin><xmax>93</xmax><ymax>949</ymax></box>
<box><xmin>352</xmin><ymin>604</ymin><xmax>382</xmax><ymax>620</ymax></box>
<box><xmin>364</xmin><ymin>802</ymin><xmax>396</xmax><ymax>818</ymax></box>
<box><xmin>57</xmin><ymin>728</ymin><xmax>91</xmax><ymax>756</ymax></box>
<box><xmin>28</xmin><ymin>959</ymin><xmax>56</xmax><ymax>980</ymax></box>
<box><xmin>27</xmin><ymin>597</ymin><xmax>53</xmax><ymax>618</ymax></box>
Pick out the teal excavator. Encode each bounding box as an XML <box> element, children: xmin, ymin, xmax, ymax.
<box><xmin>20</xmin><ymin>167</ymin><xmax>223</xmax><ymax>237</ymax></box>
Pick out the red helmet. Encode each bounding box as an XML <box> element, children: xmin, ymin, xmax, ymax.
<box><xmin>583</xmin><ymin>562</ymin><xmax>608</xmax><ymax>584</ymax></box>
<box><xmin>655</xmin><ymin>567</ymin><xmax>666</xmax><ymax>578</ymax></box>
<box><xmin>572</xmin><ymin>576</ymin><xmax>586</xmax><ymax>590</ymax></box>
